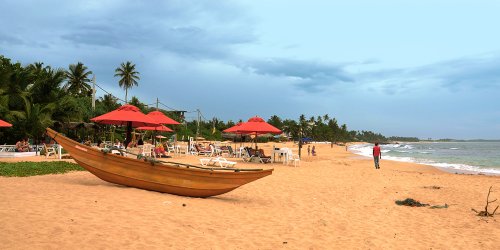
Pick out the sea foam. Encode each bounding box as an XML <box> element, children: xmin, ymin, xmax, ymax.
<box><xmin>349</xmin><ymin>143</ymin><xmax>500</xmax><ymax>175</ymax></box>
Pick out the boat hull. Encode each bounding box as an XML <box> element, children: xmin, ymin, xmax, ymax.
<box><xmin>46</xmin><ymin>128</ymin><xmax>272</xmax><ymax>197</ymax></box>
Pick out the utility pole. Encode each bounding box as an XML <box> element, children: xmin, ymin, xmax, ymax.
<box><xmin>156</xmin><ymin>97</ymin><xmax>159</xmax><ymax>110</ymax></box>
<box><xmin>91</xmin><ymin>75</ymin><xmax>96</xmax><ymax>111</ymax></box>
<box><xmin>298</xmin><ymin>127</ymin><xmax>302</xmax><ymax>158</ymax></box>
<box><xmin>196</xmin><ymin>109</ymin><xmax>201</xmax><ymax>142</ymax></box>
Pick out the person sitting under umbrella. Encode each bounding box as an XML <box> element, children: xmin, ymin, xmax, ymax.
<box><xmin>155</xmin><ymin>142</ymin><xmax>168</xmax><ymax>158</ymax></box>
<box><xmin>113</xmin><ymin>139</ymin><xmax>122</xmax><ymax>148</ymax></box>
<box><xmin>15</xmin><ymin>138</ymin><xmax>30</xmax><ymax>152</ymax></box>
<box><xmin>127</xmin><ymin>139</ymin><xmax>137</xmax><ymax>148</ymax></box>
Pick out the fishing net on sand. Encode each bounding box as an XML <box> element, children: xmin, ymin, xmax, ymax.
<box><xmin>395</xmin><ymin>198</ymin><xmax>429</xmax><ymax>207</ymax></box>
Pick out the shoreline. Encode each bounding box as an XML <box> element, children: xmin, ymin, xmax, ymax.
<box><xmin>1</xmin><ymin>142</ymin><xmax>499</xmax><ymax>249</ymax></box>
<box><xmin>348</xmin><ymin>142</ymin><xmax>500</xmax><ymax>176</ymax></box>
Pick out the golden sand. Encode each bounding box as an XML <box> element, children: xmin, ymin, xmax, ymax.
<box><xmin>1</xmin><ymin>142</ymin><xmax>499</xmax><ymax>249</ymax></box>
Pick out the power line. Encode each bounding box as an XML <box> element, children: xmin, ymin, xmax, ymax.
<box><xmin>94</xmin><ymin>83</ymin><xmax>126</xmax><ymax>104</ymax></box>
<box><xmin>94</xmin><ymin>82</ymin><xmax>205</xmax><ymax>117</ymax></box>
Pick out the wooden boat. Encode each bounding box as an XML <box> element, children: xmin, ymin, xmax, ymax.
<box><xmin>46</xmin><ymin>128</ymin><xmax>273</xmax><ymax>197</ymax></box>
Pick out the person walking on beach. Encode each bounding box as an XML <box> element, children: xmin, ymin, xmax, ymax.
<box><xmin>307</xmin><ymin>145</ymin><xmax>311</xmax><ymax>156</ymax></box>
<box><xmin>373</xmin><ymin>142</ymin><xmax>381</xmax><ymax>169</ymax></box>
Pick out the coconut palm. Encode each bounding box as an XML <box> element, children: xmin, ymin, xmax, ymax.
<box><xmin>28</xmin><ymin>64</ymin><xmax>66</xmax><ymax>104</ymax></box>
<box><xmin>128</xmin><ymin>96</ymin><xmax>147</xmax><ymax>113</ymax></box>
<box><xmin>114</xmin><ymin>61</ymin><xmax>140</xmax><ymax>103</ymax></box>
<box><xmin>65</xmin><ymin>62</ymin><xmax>93</xmax><ymax>97</ymax></box>
<box><xmin>98</xmin><ymin>94</ymin><xmax>120</xmax><ymax>112</ymax></box>
<box><xmin>267</xmin><ymin>115</ymin><xmax>283</xmax><ymax>130</ymax></box>
<box><xmin>0</xmin><ymin>60</ymin><xmax>31</xmax><ymax>119</ymax></box>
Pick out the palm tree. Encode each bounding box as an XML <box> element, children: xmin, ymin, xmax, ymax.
<box><xmin>0</xmin><ymin>61</ymin><xmax>31</xmax><ymax>119</ymax></box>
<box><xmin>24</xmin><ymin>102</ymin><xmax>55</xmax><ymax>146</ymax></box>
<box><xmin>128</xmin><ymin>96</ymin><xmax>147</xmax><ymax>113</ymax></box>
<box><xmin>65</xmin><ymin>62</ymin><xmax>93</xmax><ymax>97</ymax></box>
<box><xmin>28</xmin><ymin>65</ymin><xmax>66</xmax><ymax>104</ymax></box>
<box><xmin>114</xmin><ymin>61</ymin><xmax>140</xmax><ymax>103</ymax></box>
<box><xmin>267</xmin><ymin>115</ymin><xmax>283</xmax><ymax>129</ymax></box>
<box><xmin>98</xmin><ymin>94</ymin><xmax>120</xmax><ymax>112</ymax></box>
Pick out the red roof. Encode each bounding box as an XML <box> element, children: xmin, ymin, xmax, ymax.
<box><xmin>90</xmin><ymin>104</ymin><xmax>159</xmax><ymax>127</ymax></box>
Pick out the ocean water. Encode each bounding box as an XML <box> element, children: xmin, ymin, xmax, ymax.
<box><xmin>349</xmin><ymin>142</ymin><xmax>500</xmax><ymax>175</ymax></box>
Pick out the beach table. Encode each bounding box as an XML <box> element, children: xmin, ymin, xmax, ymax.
<box><xmin>271</xmin><ymin>147</ymin><xmax>289</xmax><ymax>164</ymax></box>
<box><xmin>174</xmin><ymin>144</ymin><xmax>189</xmax><ymax>156</ymax></box>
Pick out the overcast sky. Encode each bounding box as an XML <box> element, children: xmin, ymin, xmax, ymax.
<box><xmin>1</xmin><ymin>0</ymin><xmax>500</xmax><ymax>139</ymax></box>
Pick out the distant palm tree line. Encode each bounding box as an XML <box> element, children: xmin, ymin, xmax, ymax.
<box><xmin>0</xmin><ymin>55</ymin><xmax>399</xmax><ymax>144</ymax></box>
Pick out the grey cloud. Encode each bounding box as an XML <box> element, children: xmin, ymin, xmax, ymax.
<box><xmin>0</xmin><ymin>32</ymin><xmax>24</xmax><ymax>45</ymax></box>
<box><xmin>431</xmin><ymin>56</ymin><xmax>500</xmax><ymax>90</ymax></box>
<box><xmin>61</xmin><ymin>23</ymin><xmax>123</xmax><ymax>47</ymax></box>
<box><xmin>360</xmin><ymin>53</ymin><xmax>500</xmax><ymax>94</ymax></box>
<box><xmin>57</xmin><ymin>1</ymin><xmax>255</xmax><ymax>59</ymax></box>
<box><xmin>243</xmin><ymin>58</ymin><xmax>354</xmax><ymax>93</ymax></box>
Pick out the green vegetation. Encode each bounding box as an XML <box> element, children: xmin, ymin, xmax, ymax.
<box><xmin>115</xmin><ymin>61</ymin><xmax>140</xmax><ymax>103</ymax></box>
<box><xmin>0</xmin><ymin>161</ymin><xmax>85</xmax><ymax>177</ymax></box>
<box><xmin>0</xmin><ymin>54</ymin><xmax>401</xmax><ymax>144</ymax></box>
<box><xmin>387</xmin><ymin>136</ymin><xmax>420</xmax><ymax>142</ymax></box>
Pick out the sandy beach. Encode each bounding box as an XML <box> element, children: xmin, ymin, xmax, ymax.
<box><xmin>1</xmin><ymin>142</ymin><xmax>499</xmax><ymax>249</ymax></box>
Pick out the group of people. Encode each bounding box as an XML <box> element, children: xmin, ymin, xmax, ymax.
<box><xmin>108</xmin><ymin>138</ymin><xmax>172</xmax><ymax>158</ymax></box>
<box><xmin>15</xmin><ymin>138</ymin><xmax>31</xmax><ymax>152</ymax></box>
<box><xmin>308</xmin><ymin>141</ymin><xmax>382</xmax><ymax>170</ymax></box>
<box><xmin>109</xmin><ymin>138</ymin><xmax>145</xmax><ymax>149</ymax></box>
<box><xmin>307</xmin><ymin>145</ymin><xmax>316</xmax><ymax>156</ymax></box>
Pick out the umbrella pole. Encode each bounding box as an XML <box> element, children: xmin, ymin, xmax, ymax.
<box><xmin>111</xmin><ymin>126</ymin><xmax>115</xmax><ymax>144</ymax></box>
<box><xmin>125</xmin><ymin>121</ymin><xmax>132</xmax><ymax>149</ymax></box>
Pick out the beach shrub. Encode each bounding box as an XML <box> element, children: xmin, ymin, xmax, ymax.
<box><xmin>0</xmin><ymin>161</ymin><xmax>85</xmax><ymax>177</ymax></box>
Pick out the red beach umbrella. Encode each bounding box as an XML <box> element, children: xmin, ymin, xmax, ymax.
<box><xmin>90</xmin><ymin>104</ymin><xmax>159</xmax><ymax>127</ymax></box>
<box><xmin>222</xmin><ymin>122</ymin><xmax>243</xmax><ymax>134</ymax></box>
<box><xmin>223</xmin><ymin>122</ymin><xmax>246</xmax><ymax>149</ymax></box>
<box><xmin>233</xmin><ymin>116</ymin><xmax>282</xmax><ymax>150</ymax></box>
<box><xmin>147</xmin><ymin>111</ymin><xmax>180</xmax><ymax>125</ymax></box>
<box><xmin>90</xmin><ymin>104</ymin><xmax>159</xmax><ymax>148</ymax></box>
<box><xmin>236</xmin><ymin>116</ymin><xmax>282</xmax><ymax>135</ymax></box>
<box><xmin>136</xmin><ymin>125</ymin><xmax>173</xmax><ymax>132</ymax></box>
<box><xmin>0</xmin><ymin>119</ymin><xmax>12</xmax><ymax>127</ymax></box>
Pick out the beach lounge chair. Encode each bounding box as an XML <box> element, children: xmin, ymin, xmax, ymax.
<box><xmin>195</xmin><ymin>144</ymin><xmax>212</xmax><ymax>156</ymax></box>
<box><xmin>243</xmin><ymin>147</ymin><xmax>271</xmax><ymax>164</ymax></box>
<box><xmin>257</xmin><ymin>149</ymin><xmax>272</xmax><ymax>163</ymax></box>
<box><xmin>242</xmin><ymin>147</ymin><xmax>253</xmax><ymax>162</ymax></box>
<box><xmin>199</xmin><ymin>157</ymin><xmax>237</xmax><ymax>168</ymax></box>
<box><xmin>225</xmin><ymin>146</ymin><xmax>236</xmax><ymax>158</ymax></box>
<box><xmin>43</xmin><ymin>143</ymin><xmax>57</xmax><ymax>159</ymax></box>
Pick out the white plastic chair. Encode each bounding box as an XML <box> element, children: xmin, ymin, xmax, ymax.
<box><xmin>141</xmin><ymin>144</ymin><xmax>153</xmax><ymax>157</ymax></box>
<box><xmin>287</xmin><ymin>149</ymin><xmax>300</xmax><ymax>167</ymax></box>
<box><xmin>44</xmin><ymin>143</ymin><xmax>57</xmax><ymax>159</ymax></box>
<box><xmin>166</xmin><ymin>144</ymin><xmax>175</xmax><ymax>155</ymax></box>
